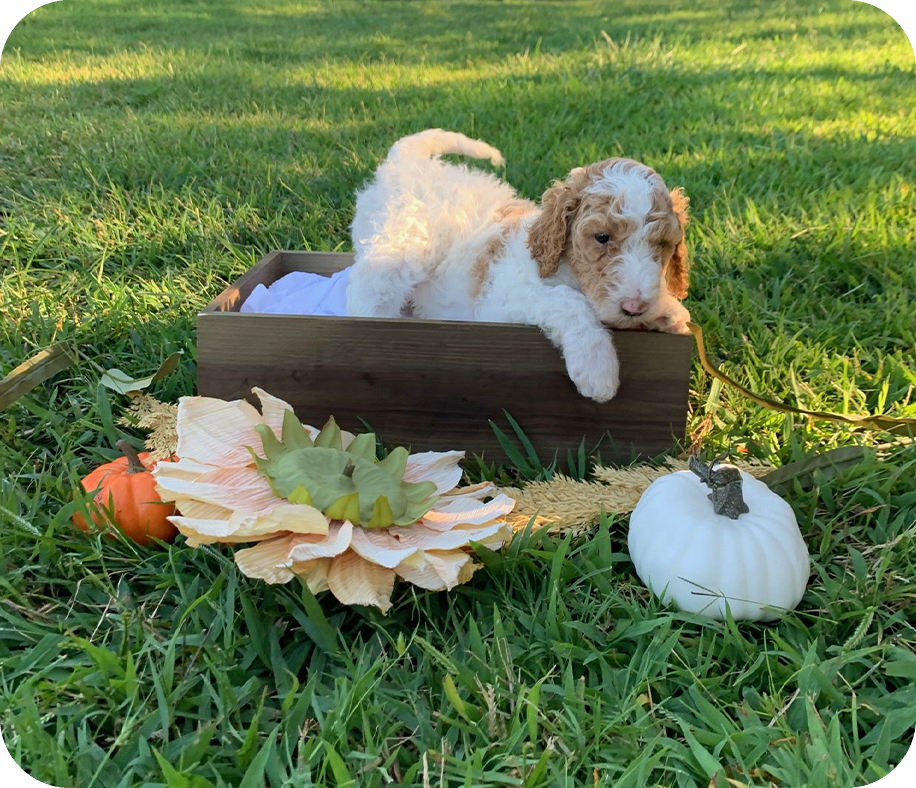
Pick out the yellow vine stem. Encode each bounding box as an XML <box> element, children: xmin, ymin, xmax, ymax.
<box><xmin>687</xmin><ymin>322</ymin><xmax>916</xmax><ymax>437</ymax></box>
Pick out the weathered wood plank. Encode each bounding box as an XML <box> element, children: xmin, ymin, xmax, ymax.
<box><xmin>197</xmin><ymin>251</ymin><xmax>692</xmax><ymax>461</ymax></box>
<box><xmin>201</xmin><ymin>251</ymin><xmax>283</xmax><ymax>313</ymax></box>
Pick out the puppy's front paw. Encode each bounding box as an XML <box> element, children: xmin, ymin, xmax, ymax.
<box><xmin>566</xmin><ymin>335</ymin><xmax>620</xmax><ymax>402</ymax></box>
<box><xmin>646</xmin><ymin>300</ymin><xmax>691</xmax><ymax>335</ymax></box>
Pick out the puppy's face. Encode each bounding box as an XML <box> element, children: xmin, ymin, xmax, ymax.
<box><xmin>527</xmin><ymin>158</ymin><xmax>690</xmax><ymax>327</ymax></box>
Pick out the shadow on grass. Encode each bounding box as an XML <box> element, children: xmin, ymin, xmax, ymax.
<box><xmin>6</xmin><ymin>0</ymin><xmax>907</xmax><ymax>63</ymax></box>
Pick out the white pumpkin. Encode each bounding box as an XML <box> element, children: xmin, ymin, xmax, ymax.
<box><xmin>627</xmin><ymin>457</ymin><xmax>809</xmax><ymax>622</ymax></box>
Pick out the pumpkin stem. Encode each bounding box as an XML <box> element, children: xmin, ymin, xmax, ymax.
<box><xmin>116</xmin><ymin>440</ymin><xmax>147</xmax><ymax>474</ymax></box>
<box><xmin>688</xmin><ymin>453</ymin><xmax>749</xmax><ymax>520</ymax></box>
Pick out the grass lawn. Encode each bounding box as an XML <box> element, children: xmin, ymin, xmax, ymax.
<box><xmin>2</xmin><ymin>0</ymin><xmax>916</xmax><ymax>785</ymax></box>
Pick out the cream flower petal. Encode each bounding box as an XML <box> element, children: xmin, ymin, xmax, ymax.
<box><xmin>442</xmin><ymin>481</ymin><xmax>497</xmax><ymax>499</ymax></box>
<box><xmin>233</xmin><ymin>524</ymin><xmax>345</xmax><ymax>582</ymax></box>
<box><xmin>387</xmin><ymin>521</ymin><xmax>508</xmax><ymax>550</ymax></box>
<box><xmin>476</xmin><ymin>523</ymin><xmax>515</xmax><ymax>549</ymax></box>
<box><xmin>193</xmin><ymin>535</ymin><xmax>277</xmax><ymax>546</ymax></box>
<box><xmin>404</xmin><ymin>451</ymin><xmax>465</xmax><ymax>494</ymax></box>
<box><xmin>171</xmin><ymin>517</ymin><xmax>240</xmax><ymax>547</ymax></box>
<box><xmin>395</xmin><ymin>550</ymin><xmax>479</xmax><ymax>591</ymax></box>
<box><xmin>170</xmin><ymin>503</ymin><xmax>326</xmax><ymax>544</ymax></box>
<box><xmin>327</xmin><ymin>551</ymin><xmax>396</xmax><ymax>612</ymax></box>
<box><xmin>167</xmin><ymin>497</ymin><xmax>234</xmax><ymax>521</ymax></box>
<box><xmin>286</xmin><ymin>521</ymin><xmax>353</xmax><ymax>562</ymax></box>
<box><xmin>349</xmin><ymin>527</ymin><xmax>419</xmax><ymax>569</ymax></box>
<box><xmin>175</xmin><ymin>396</ymin><xmax>265</xmax><ymax>466</ymax></box>
<box><xmin>252</xmin><ymin>387</ymin><xmax>294</xmax><ymax>437</ymax></box>
<box><xmin>234</xmin><ymin>534</ymin><xmax>299</xmax><ymax>583</ymax></box>
<box><xmin>154</xmin><ymin>457</ymin><xmax>220</xmax><ymax>484</ymax></box>
<box><xmin>192</xmin><ymin>466</ymin><xmax>271</xmax><ymax>486</ymax></box>
<box><xmin>422</xmin><ymin>493</ymin><xmax>518</xmax><ymax>531</ymax></box>
<box><xmin>252</xmin><ymin>504</ymin><xmax>330</xmax><ymax>536</ymax></box>
<box><xmin>291</xmin><ymin>557</ymin><xmax>332</xmax><ymax>593</ymax></box>
<box><xmin>157</xmin><ymin>465</ymin><xmax>280</xmax><ymax>513</ymax></box>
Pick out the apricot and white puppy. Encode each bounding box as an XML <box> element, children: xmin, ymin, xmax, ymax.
<box><xmin>347</xmin><ymin>129</ymin><xmax>691</xmax><ymax>402</ymax></box>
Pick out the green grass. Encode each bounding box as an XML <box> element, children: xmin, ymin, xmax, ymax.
<box><xmin>2</xmin><ymin>0</ymin><xmax>916</xmax><ymax>785</ymax></box>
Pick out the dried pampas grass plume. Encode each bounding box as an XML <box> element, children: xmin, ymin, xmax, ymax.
<box><xmin>118</xmin><ymin>394</ymin><xmax>178</xmax><ymax>460</ymax></box>
<box><xmin>501</xmin><ymin>457</ymin><xmax>773</xmax><ymax>536</ymax></box>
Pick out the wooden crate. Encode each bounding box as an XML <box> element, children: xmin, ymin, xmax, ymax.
<box><xmin>197</xmin><ymin>251</ymin><xmax>693</xmax><ymax>462</ymax></box>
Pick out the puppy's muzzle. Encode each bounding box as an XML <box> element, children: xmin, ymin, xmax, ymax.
<box><xmin>621</xmin><ymin>298</ymin><xmax>649</xmax><ymax>317</ymax></box>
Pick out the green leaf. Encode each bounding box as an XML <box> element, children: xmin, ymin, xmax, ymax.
<box><xmin>862</xmin><ymin>705</ymin><xmax>916</xmax><ymax>744</ymax></box>
<box><xmin>523</xmin><ymin>746</ymin><xmax>553</xmax><ymax>786</ymax></box>
<box><xmin>296</xmin><ymin>580</ymin><xmax>340</xmax><ymax>655</ymax></box>
<box><xmin>323</xmin><ymin>742</ymin><xmax>355</xmax><ymax>787</ymax></box>
<box><xmin>503</xmin><ymin>409</ymin><xmax>541</xmax><ymax>468</ymax></box>
<box><xmin>470</xmin><ymin>540</ymin><xmax>503</xmax><ymax>571</ymax></box>
<box><xmin>402</xmin><ymin>479</ymin><xmax>438</xmax><ymax>502</ymax></box>
<box><xmin>0</xmin><ymin>342</ymin><xmax>77</xmax><ymax>411</ymax></box>
<box><xmin>369</xmin><ymin>495</ymin><xmax>394</xmax><ymax>528</ymax></box>
<box><xmin>314</xmin><ymin>416</ymin><xmax>344</xmax><ymax>450</ymax></box>
<box><xmin>567</xmin><ymin>438</ymin><xmax>587</xmax><ymax>480</ymax></box>
<box><xmin>761</xmin><ymin>446</ymin><xmax>867</xmax><ymax>492</ymax></box>
<box><xmin>99</xmin><ymin>350</ymin><xmax>183</xmax><ymax>395</ymax></box>
<box><xmin>239</xmin><ymin>725</ymin><xmax>279</xmax><ymax>788</ymax></box>
<box><xmin>153</xmin><ymin>749</ymin><xmax>193</xmax><ymax>788</ymax></box>
<box><xmin>526</xmin><ymin>676</ymin><xmax>546</xmax><ymax>742</ymax></box>
<box><xmin>378</xmin><ymin>445</ymin><xmax>409</xmax><ymax>479</ymax></box>
<box><xmin>443</xmin><ymin>674</ymin><xmax>475</xmax><ymax>723</ymax></box>
<box><xmin>281</xmin><ymin>407</ymin><xmax>314</xmax><ymax>450</ymax></box>
<box><xmin>346</xmin><ymin>432</ymin><xmax>378</xmax><ymax>461</ymax></box>
<box><xmin>254</xmin><ymin>423</ymin><xmax>283</xmax><ymax>460</ymax></box>
<box><xmin>676</xmin><ymin>718</ymin><xmax>722</xmax><ymax>779</ymax></box>
<box><xmin>251</xmin><ymin>416</ymin><xmax>438</xmax><ymax>527</ymax></box>
<box><xmin>152</xmin><ymin>749</ymin><xmax>215</xmax><ymax>788</ymax></box>
<box><xmin>490</xmin><ymin>419</ymin><xmax>534</xmax><ymax>472</ymax></box>
<box><xmin>287</xmin><ymin>484</ymin><xmax>313</xmax><ymax>505</ymax></box>
<box><xmin>884</xmin><ymin>661</ymin><xmax>916</xmax><ymax>679</ymax></box>
<box><xmin>237</xmin><ymin>688</ymin><xmax>268</xmax><ymax>766</ymax></box>
<box><xmin>96</xmin><ymin>383</ymin><xmax>122</xmax><ymax>448</ymax></box>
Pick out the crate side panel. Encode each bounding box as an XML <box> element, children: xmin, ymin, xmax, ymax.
<box><xmin>198</xmin><ymin>313</ymin><xmax>691</xmax><ymax>460</ymax></box>
<box><xmin>278</xmin><ymin>251</ymin><xmax>355</xmax><ymax>276</ymax></box>
<box><xmin>201</xmin><ymin>252</ymin><xmax>283</xmax><ymax>313</ymax></box>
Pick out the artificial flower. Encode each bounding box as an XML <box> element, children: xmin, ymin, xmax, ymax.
<box><xmin>153</xmin><ymin>388</ymin><xmax>515</xmax><ymax>612</ymax></box>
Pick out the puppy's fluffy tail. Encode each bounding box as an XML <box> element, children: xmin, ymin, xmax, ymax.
<box><xmin>387</xmin><ymin>128</ymin><xmax>505</xmax><ymax>168</ymax></box>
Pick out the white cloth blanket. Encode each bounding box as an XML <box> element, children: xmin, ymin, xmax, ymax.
<box><xmin>240</xmin><ymin>268</ymin><xmax>351</xmax><ymax>316</ymax></box>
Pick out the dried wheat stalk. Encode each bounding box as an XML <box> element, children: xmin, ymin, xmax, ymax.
<box><xmin>118</xmin><ymin>394</ymin><xmax>178</xmax><ymax>460</ymax></box>
<box><xmin>501</xmin><ymin>458</ymin><xmax>773</xmax><ymax>536</ymax></box>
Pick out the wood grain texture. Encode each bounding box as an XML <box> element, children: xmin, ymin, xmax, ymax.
<box><xmin>198</xmin><ymin>252</ymin><xmax>693</xmax><ymax>462</ymax></box>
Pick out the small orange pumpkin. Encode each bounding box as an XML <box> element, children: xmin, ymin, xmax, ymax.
<box><xmin>73</xmin><ymin>440</ymin><xmax>178</xmax><ymax>546</ymax></box>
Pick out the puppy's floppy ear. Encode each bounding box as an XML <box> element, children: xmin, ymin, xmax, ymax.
<box><xmin>666</xmin><ymin>187</ymin><xmax>690</xmax><ymax>299</ymax></box>
<box><xmin>527</xmin><ymin>168</ymin><xmax>585</xmax><ymax>278</ymax></box>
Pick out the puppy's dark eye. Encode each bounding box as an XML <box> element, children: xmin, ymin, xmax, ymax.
<box><xmin>595</xmin><ymin>233</ymin><xmax>610</xmax><ymax>244</ymax></box>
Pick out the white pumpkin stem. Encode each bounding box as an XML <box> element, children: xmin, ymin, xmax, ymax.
<box><xmin>688</xmin><ymin>453</ymin><xmax>750</xmax><ymax>520</ymax></box>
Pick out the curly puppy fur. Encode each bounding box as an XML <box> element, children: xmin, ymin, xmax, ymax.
<box><xmin>347</xmin><ymin>129</ymin><xmax>691</xmax><ymax>402</ymax></box>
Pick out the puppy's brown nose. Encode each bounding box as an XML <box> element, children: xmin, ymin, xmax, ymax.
<box><xmin>621</xmin><ymin>298</ymin><xmax>648</xmax><ymax>317</ymax></box>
